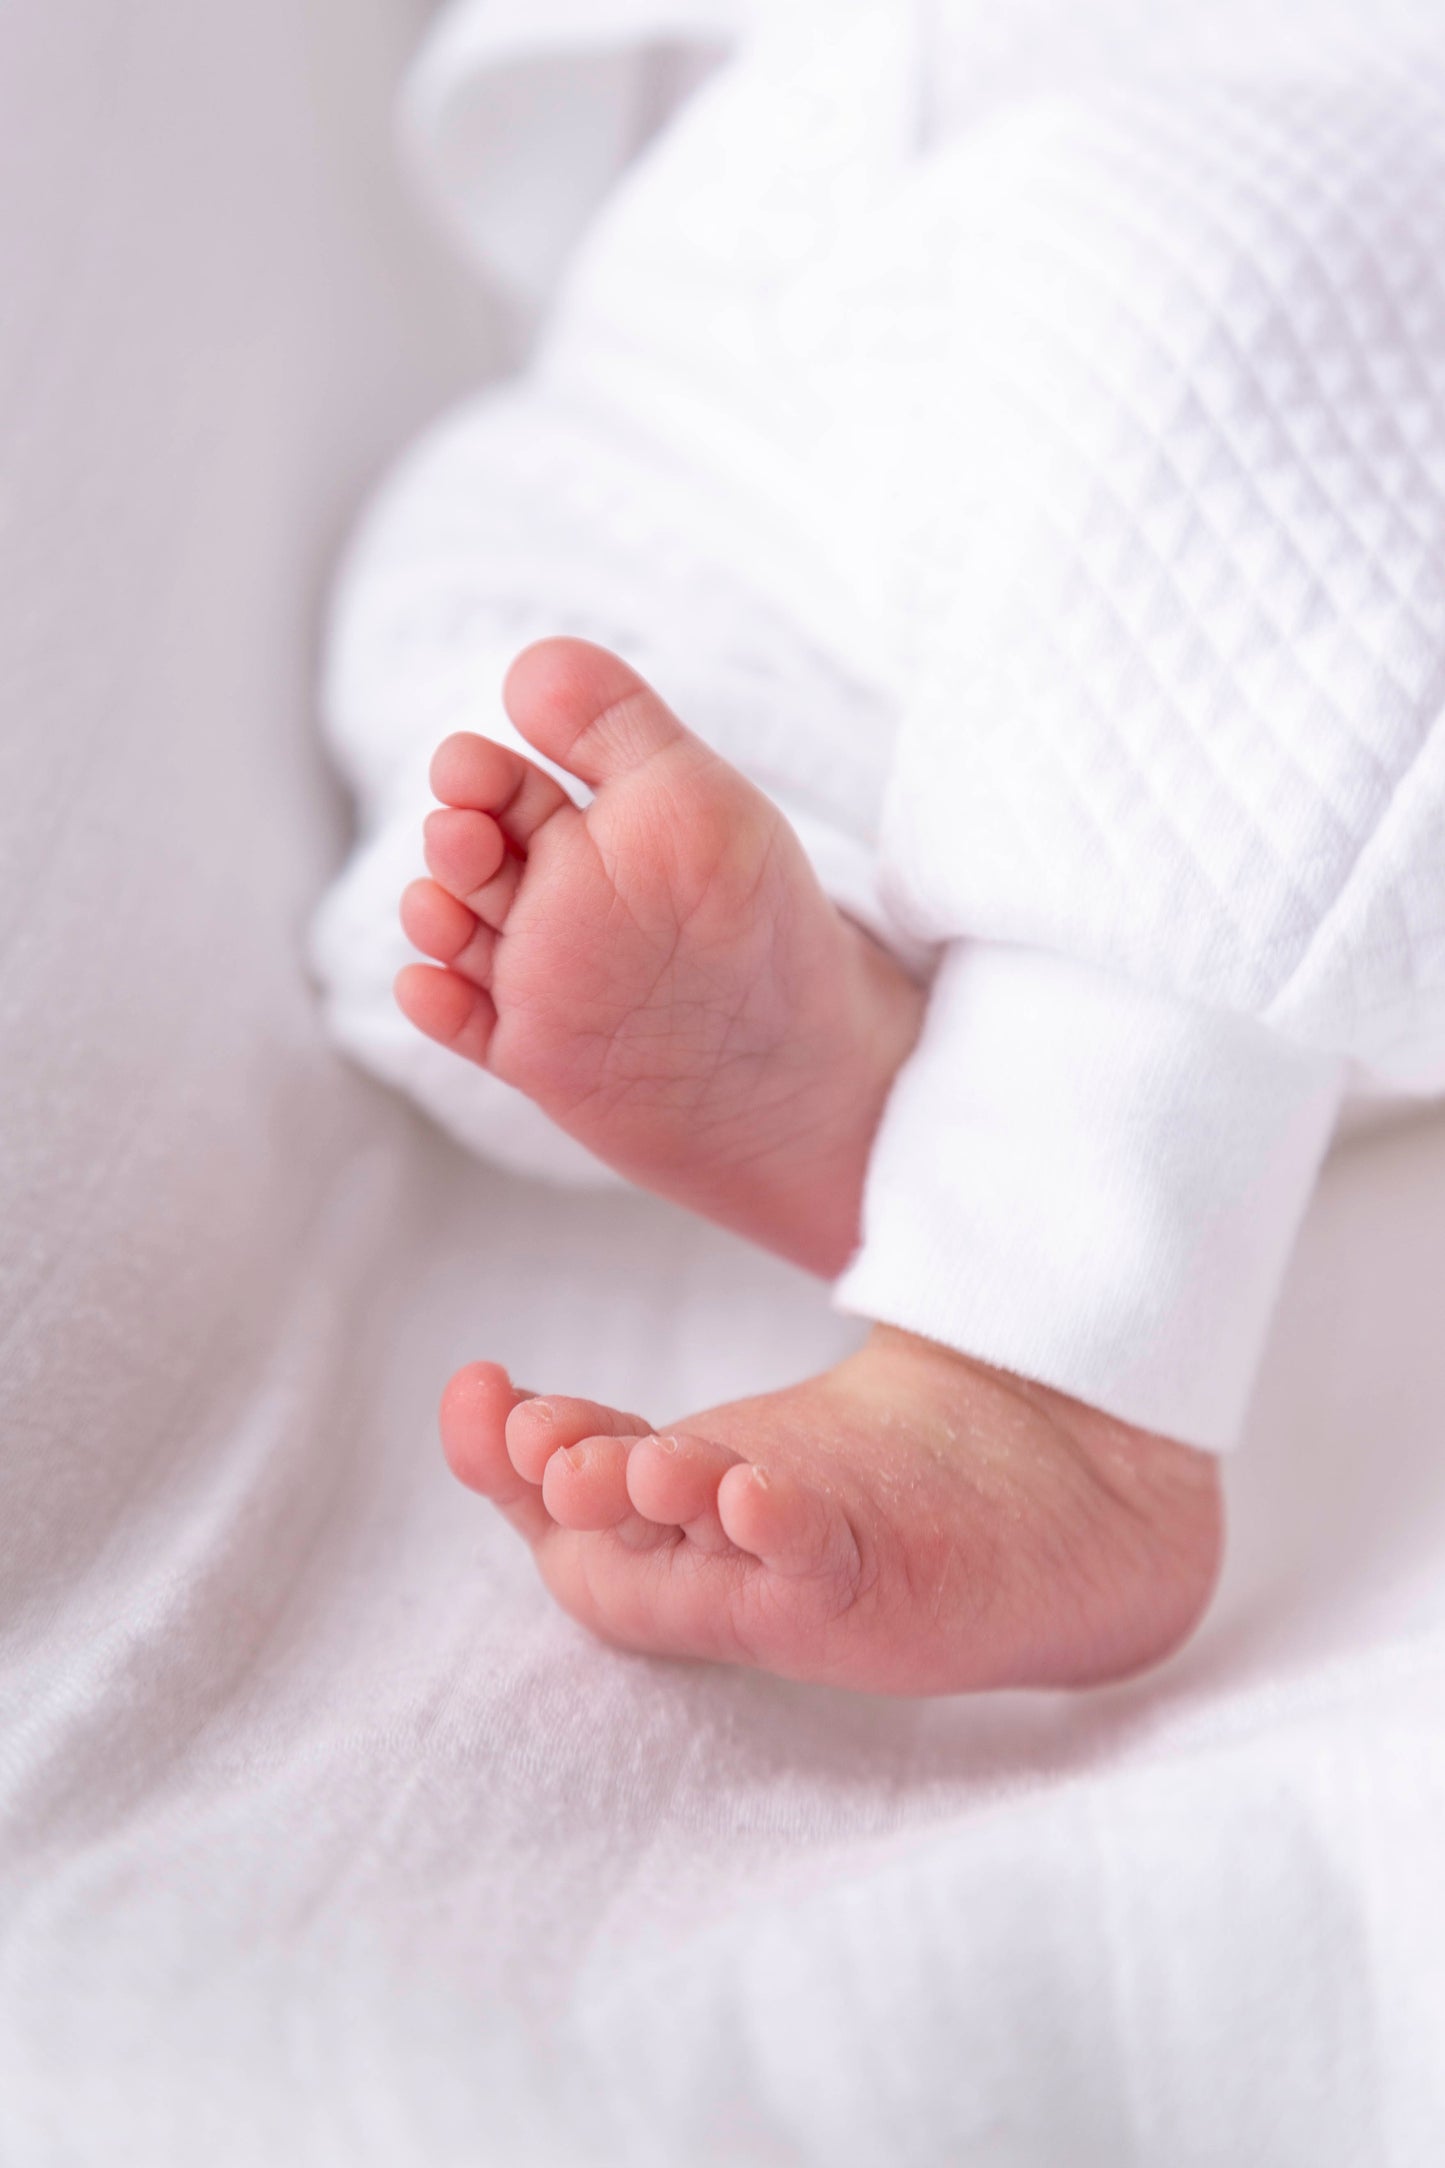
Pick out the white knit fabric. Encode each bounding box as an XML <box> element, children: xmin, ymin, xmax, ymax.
<box><xmin>314</xmin><ymin>0</ymin><xmax>1445</xmax><ymax>1447</ymax></box>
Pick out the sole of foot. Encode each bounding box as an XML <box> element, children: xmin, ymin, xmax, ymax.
<box><xmin>395</xmin><ymin>637</ymin><xmax>925</xmax><ymax>1277</ymax></box>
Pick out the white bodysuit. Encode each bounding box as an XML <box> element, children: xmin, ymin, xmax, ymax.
<box><xmin>313</xmin><ymin>0</ymin><xmax>1445</xmax><ymax>1448</ymax></box>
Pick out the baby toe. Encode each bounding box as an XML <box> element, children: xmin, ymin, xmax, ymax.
<box><xmin>394</xmin><ymin>964</ymin><xmax>497</xmax><ymax>1065</ymax></box>
<box><xmin>505</xmin><ymin>1395</ymin><xmax>652</xmax><ymax>1485</ymax></box>
<box><xmin>456</xmin><ymin>851</ymin><xmax>522</xmax><ymax>933</ymax></box>
<box><xmin>400</xmin><ymin>880</ymin><xmax>496</xmax><ymax>984</ymax></box>
<box><xmin>431</xmin><ymin>731</ymin><xmax>577</xmax><ymax>845</ymax></box>
<box><xmin>430</xmin><ymin>732</ymin><xmax>516</xmax><ymax>810</ymax></box>
<box><xmin>541</xmin><ymin>1434</ymin><xmax>674</xmax><ymax>1546</ymax></box>
<box><xmin>627</xmin><ymin>1433</ymin><xmax>741</xmax><ymax>1554</ymax></box>
<box><xmin>716</xmin><ymin>1462</ymin><xmax>863</xmax><ymax>1592</ymax></box>
<box><xmin>440</xmin><ymin>1362</ymin><xmax>516</xmax><ymax>1493</ymax></box>
<box><xmin>438</xmin><ymin>1362</ymin><xmax>551</xmax><ymax>1544</ymax></box>
<box><xmin>423</xmin><ymin>807</ymin><xmax>508</xmax><ymax>901</ymax></box>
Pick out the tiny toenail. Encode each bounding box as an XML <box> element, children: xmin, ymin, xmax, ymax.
<box><xmin>528</xmin><ymin>1401</ymin><xmax>556</xmax><ymax>1424</ymax></box>
<box><xmin>750</xmin><ymin>1466</ymin><xmax>771</xmax><ymax>1490</ymax></box>
<box><xmin>564</xmin><ymin>1443</ymin><xmax>587</xmax><ymax>1467</ymax></box>
<box><xmin>653</xmin><ymin>1434</ymin><xmax>681</xmax><ymax>1455</ymax></box>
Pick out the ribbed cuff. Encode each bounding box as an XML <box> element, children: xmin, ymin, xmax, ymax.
<box><xmin>834</xmin><ymin>944</ymin><xmax>1345</xmax><ymax>1450</ymax></box>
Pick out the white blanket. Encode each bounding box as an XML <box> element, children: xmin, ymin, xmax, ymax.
<box><xmin>4</xmin><ymin>4</ymin><xmax>1445</xmax><ymax>2161</ymax></box>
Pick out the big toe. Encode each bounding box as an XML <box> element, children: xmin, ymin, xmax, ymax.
<box><xmin>503</xmin><ymin>638</ymin><xmax>690</xmax><ymax>788</ymax></box>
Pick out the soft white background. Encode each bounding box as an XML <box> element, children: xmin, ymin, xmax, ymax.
<box><xmin>3</xmin><ymin>2</ymin><xmax>1445</xmax><ymax>2160</ymax></box>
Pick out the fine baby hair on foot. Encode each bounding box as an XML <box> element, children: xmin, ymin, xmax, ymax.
<box><xmin>396</xmin><ymin>637</ymin><xmax>925</xmax><ymax>1277</ymax></box>
<box><xmin>398</xmin><ymin>635</ymin><xmax>1223</xmax><ymax>1693</ymax></box>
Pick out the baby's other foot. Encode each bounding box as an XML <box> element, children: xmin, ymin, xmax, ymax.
<box><xmin>396</xmin><ymin>639</ymin><xmax>924</xmax><ymax>1275</ymax></box>
<box><xmin>439</xmin><ymin>1330</ymin><xmax>1223</xmax><ymax>1696</ymax></box>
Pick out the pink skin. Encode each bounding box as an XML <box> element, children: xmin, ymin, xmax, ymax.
<box><xmin>439</xmin><ymin>1333</ymin><xmax>1223</xmax><ymax>1695</ymax></box>
<box><xmin>399</xmin><ymin>638</ymin><xmax>1224</xmax><ymax>1694</ymax></box>
<box><xmin>395</xmin><ymin>639</ymin><xmax>924</xmax><ymax>1277</ymax></box>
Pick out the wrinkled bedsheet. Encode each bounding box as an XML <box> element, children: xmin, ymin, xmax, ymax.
<box><xmin>4</xmin><ymin>5</ymin><xmax>1445</xmax><ymax>2163</ymax></box>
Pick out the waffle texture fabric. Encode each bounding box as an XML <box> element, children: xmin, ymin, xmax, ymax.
<box><xmin>314</xmin><ymin>0</ymin><xmax>1445</xmax><ymax>1447</ymax></box>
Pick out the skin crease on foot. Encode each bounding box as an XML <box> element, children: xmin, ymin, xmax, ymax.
<box><xmin>399</xmin><ymin>638</ymin><xmax>1225</xmax><ymax>1694</ymax></box>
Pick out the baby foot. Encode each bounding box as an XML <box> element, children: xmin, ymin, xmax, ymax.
<box><xmin>439</xmin><ymin>1328</ymin><xmax>1224</xmax><ymax>1695</ymax></box>
<box><xmin>395</xmin><ymin>639</ymin><xmax>924</xmax><ymax>1275</ymax></box>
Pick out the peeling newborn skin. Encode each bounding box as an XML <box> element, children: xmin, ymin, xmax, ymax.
<box><xmin>439</xmin><ymin>1331</ymin><xmax>1222</xmax><ymax>1696</ymax></box>
<box><xmin>400</xmin><ymin>638</ymin><xmax>1222</xmax><ymax>1695</ymax></box>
